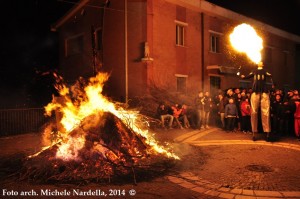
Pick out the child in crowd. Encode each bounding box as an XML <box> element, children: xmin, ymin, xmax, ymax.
<box><xmin>240</xmin><ymin>97</ymin><xmax>251</xmax><ymax>133</ymax></box>
<box><xmin>225</xmin><ymin>98</ymin><xmax>239</xmax><ymax>132</ymax></box>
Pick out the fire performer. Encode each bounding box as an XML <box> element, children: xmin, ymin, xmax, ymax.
<box><xmin>241</xmin><ymin>61</ymin><xmax>273</xmax><ymax>141</ymax></box>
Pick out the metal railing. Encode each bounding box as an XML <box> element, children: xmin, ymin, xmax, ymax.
<box><xmin>0</xmin><ymin>108</ymin><xmax>50</xmax><ymax>136</ymax></box>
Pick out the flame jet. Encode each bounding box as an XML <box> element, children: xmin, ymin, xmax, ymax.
<box><xmin>229</xmin><ymin>23</ymin><xmax>263</xmax><ymax>64</ymax></box>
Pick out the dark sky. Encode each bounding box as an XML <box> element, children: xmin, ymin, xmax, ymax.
<box><xmin>206</xmin><ymin>0</ymin><xmax>300</xmax><ymax>36</ymax></box>
<box><xmin>0</xmin><ymin>0</ymin><xmax>74</xmax><ymax>107</ymax></box>
<box><xmin>1</xmin><ymin>0</ymin><xmax>73</xmax><ymax>73</ymax></box>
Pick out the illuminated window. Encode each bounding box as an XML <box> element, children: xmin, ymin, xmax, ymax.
<box><xmin>65</xmin><ymin>34</ymin><xmax>84</xmax><ymax>57</ymax></box>
<box><xmin>210</xmin><ymin>34</ymin><xmax>220</xmax><ymax>53</ymax></box>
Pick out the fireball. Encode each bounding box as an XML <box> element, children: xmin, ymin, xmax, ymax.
<box><xmin>229</xmin><ymin>23</ymin><xmax>263</xmax><ymax>64</ymax></box>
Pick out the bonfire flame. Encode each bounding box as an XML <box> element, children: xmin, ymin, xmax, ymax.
<box><xmin>229</xmin><ymin>23</ymin><xmax>263</xmax><ymax>64</ymax></box>
<box><xmin>42</xmin><ymin>72</ymin><xmax>179</xmax><ymax>161</ymax></box>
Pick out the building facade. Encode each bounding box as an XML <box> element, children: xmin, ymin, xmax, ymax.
<box><xmin>52</xmin><ymin>0</ymin><xmax>300</xmax><ymax>102</ymax></box>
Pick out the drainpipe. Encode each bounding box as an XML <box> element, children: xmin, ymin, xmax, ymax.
<box><xmin>201</xmin><ymin>12</ymin><xmax>205</xmax><ymax>91</ymax></box>
<box><xmin>125</xmin><ymin>0</ymin><xmax>128</xmax><ymax>103</ymax></box>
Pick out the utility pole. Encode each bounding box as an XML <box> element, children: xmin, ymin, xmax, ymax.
<box><xmin>91</xmin><ymin>25</ymin><xmax>96</xmax><ymax>76</ymax></box>
<box><xmin>124</xmin><ymin>0</ymin><xmax>128</xmax><ymax>104</ymax></box>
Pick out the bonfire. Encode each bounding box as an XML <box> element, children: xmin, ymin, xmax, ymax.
<box><xmin>19</xmin><ymin>72</ymin><xmax>179</xmax><ymax>183</ymax></box>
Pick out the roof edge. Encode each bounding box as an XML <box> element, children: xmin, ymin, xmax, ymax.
<box><xmin>165</xmin><ymin>0</ymin><xmax>300</xmax><ymax>43</ymax></box>
<box><xmin>51</xmin><ymin>0</ymin><xmax>90</xmax><ymax>32</ymax></box>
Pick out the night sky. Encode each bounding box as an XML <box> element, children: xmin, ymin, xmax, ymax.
<box><xmin>0</xmin><ymin>0</ymin><xmax>299</xmax><ymax>107</ymax></box>
<box><xmin>206</xmin><ymin>0</ymin><xmax>300</xmax><ymax>36</ymax></box>
<box><xmin>0</xmin><ymin>0</ymin><xmax>75</xmax><ymax>107</ymax></box>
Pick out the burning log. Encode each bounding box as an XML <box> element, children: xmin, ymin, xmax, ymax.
<box><xmin>19</xmin><ymin>112</ymin><xmax>172</xmax><ymax>183</ymax></box>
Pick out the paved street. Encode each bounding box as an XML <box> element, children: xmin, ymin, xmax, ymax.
<box><xmin>1</xmin><ymin>127</ymin><xmax>300</xmax><ymax>198</ymax></box>
<box><xmin>158</xmin><ymin>127</ymin><xmax>300</xmax><ymax>198</ymax></box>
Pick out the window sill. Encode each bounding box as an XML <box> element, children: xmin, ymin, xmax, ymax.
<box><xmin>176</xmin><ymin>45</ymin><xmax>188</xmax><ymax>48</ymax></box>
<box><xmin>209</xmin><ymin>51</ymin><xmax>221</xmax><ymax>54</ymax></box>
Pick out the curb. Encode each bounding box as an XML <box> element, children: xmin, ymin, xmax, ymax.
<box><xmin>167</xmin><ymin>172</ymin><xmax>300</xmax><ymax>198</ymax></box>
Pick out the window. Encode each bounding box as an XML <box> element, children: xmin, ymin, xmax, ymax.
<box><xmin>210</xmin><ymin>34</ymin><xmax>220</xmax><ymax>53</ymax></box>
<box><xmin>175</xmin><ymin>20</ymin><xmax>188</xmax><ymax>46</ymax></box>
<box><xmin>176</xmin><ymin>24</ymin><xmax>185</xmax><ymax>46</ymax></box>
<box><xmin>65</xmin><ymin>34</ymin><xmax>84</xmax><ymax>57</ymax></box>
<box><xmin>176</xmin><ymin>75</ymin><xmax>187</xmax><ymax>93</ymax></box>
<box><xmin>263</xmin><ymin>47</ymin><xmax>272</xmax><ymax>63</ymax></box>
<box><xmin>209</xmin><ymin>76</ymin><xmax>220</xmax><ymax>95</ymax></box>
<box><xmin>95</xmin><ymin>28</ymin><xmax>103</xmax><ymax>50</ymax></box>
<box><xmin>283</xmin><ymin>51</ymin><xmax>288</xmax><ymax>66</ymax></box>
<box><xmin>239</xmin><ymin>80</ymin><xmax>251</xmax><ymax>89</ymax></box>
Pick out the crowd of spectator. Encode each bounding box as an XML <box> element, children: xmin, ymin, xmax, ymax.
<box><xmin>156</xmin><ymin>87</ymin><xmax>300</xmax><ymax>141</ymax></box>
<box><xmin>156</xmin><ymin>103</ymin><xmax>190</xmax><ymax>129</ymax></box>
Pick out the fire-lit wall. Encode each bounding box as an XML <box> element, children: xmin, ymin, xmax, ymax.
<box><xmin>102</xmin><ymin>0</ymin><xmax>126</xmax><ymax>101</ymax></box>
<box><xmin>127</xmin><ymin>1</ymin><xmax>148</xmax><ymax>98</ymax></box>
<box><xmin>262</xmin><ymin>32</ymin><xmax>297</xmax><ymax>89</ymax></box>
<box><xmin>102</xmin><ymin>0</ymin><xmax>148</xmax><ymax>100</ymax></box>
<box><xmin>55</xmin><ymin>0</ymin><xmax>300</xmax><ymax>102</ymax></box>
<box><xmin>58</xmin><ymin>0</ymin><xmax>105</xmax><ymax>83</ymax></box>
<box><xmin>56</xmin><ymin>0</ymin><xmax>149</xmax><ymax>101</ymax></box>
<box><xmin>150</xmin><ymin>0</ymin><xmax>203</xmax><ymax>94</ymax></box>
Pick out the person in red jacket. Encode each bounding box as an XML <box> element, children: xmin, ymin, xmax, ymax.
<box><xmin>171</xmin><ymin>104</ymin><xmax>184</xmax><ymax>129</ymax></box>
<box><xmin>240</xmin><ymin>97</ymin><xmax>251</xmax><ymax>133</ymax></box>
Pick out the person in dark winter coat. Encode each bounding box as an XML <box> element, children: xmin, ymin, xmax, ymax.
<box><xmin>203</xmin><ymin>91</ymin><xmax>213</xmax><ymax>128</ymax></box>
<box><xmin>195</xmin><ymin>91</ymin><xmax>204</xmax><ymax>129</ymax></box>
<box><xmin>271</xmin><ymin>94</ymin><xmax>283</xmax><ymax>135</ymax></box>
<box><xmin>281</xmin><ymin>92</ymin><xmax>296</xmax><ymax>136</ymax></box>
<box><xmin>217</xmin><ymin>94</ymin><xmax>226</xmax><ymax>129</ymax></box>
<box><xmin>225</xmin><ymin>98</ymin><xmax>239</xmax><ymax>132</ymax></box>
<box><xmin>156</xmin><ymin>103</ymin><xmax>174</xmax><ymax>129</ymax></box>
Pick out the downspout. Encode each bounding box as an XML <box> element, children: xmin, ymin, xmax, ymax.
<box><xmin>201</xmin><ymin>12</ymin><xmax>205</xmax><ymax>91</ymax></box>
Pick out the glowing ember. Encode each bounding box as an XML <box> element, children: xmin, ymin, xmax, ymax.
<box><xmin>229</xmin><ymin>23</ymin><xmax>263</xmax><ymax>64</ymax></box>
<box><xmin>42</xmin><ymin>72</ymin><xmax>179</xmax><ymax>161</ymax></box>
